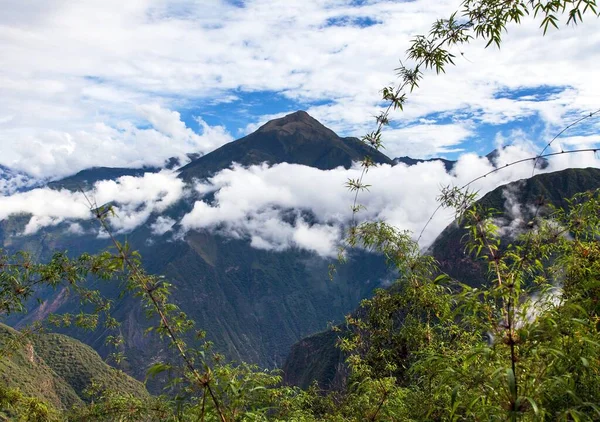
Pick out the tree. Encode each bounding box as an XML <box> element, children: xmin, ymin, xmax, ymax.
<box><xmin>1</xmin><ymin>0</ymin><xmax>599</xmax><ymax>420</ymax></box>
<box><xmin>339</xmin><ymin>187</ymin><xmax>600</xmax><ymax>420</ymax></box>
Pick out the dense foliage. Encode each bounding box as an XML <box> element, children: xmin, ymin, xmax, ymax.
<box><xmin>1</xmin><ymin>0</ymin><xmax>599</xmax><ymax>420</ymax></box>
<box><xmin>3</xmin><ymin>176</ymin><xmax>600</xmax><ymax>421</ymax></box>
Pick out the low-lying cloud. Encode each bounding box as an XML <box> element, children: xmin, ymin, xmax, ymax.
<box><xmin>0</xmin><ymin>171</ymin><xmax>186</xmax><ymax>235</ymax></box>
<box><xmin>1</xmin><ymin>142</ymin><xmax>599</xmax><ymax>256</ymax></box>
<box><xmin>178</xmin><ymin>143</ymin><xmax>600</xmax><ymax>256</ymax></box>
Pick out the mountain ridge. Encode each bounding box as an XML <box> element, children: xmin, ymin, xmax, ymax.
<box><xmin>2</xmin><ymin>112</ymin><xmax>595</xmax><ymax>397</ymax></box>
<box><xmin>0</xmin><ymin>323</ymin><xmax>148</xmax><ymax>412</ymax></box>
<box><xmin>1</xmin><ymin>111</ymin><xmax>395</xmax><ymax>390</ymax></box>
<box><xmin>282</xmin><ymin>167</ymin><xmax>600</xmax><ymax>390</ymax></box>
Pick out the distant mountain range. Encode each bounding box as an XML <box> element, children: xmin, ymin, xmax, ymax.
<box><xmin>47</xmin><ymin>166</ymin><xmax>159</xmax><ymax>191</ymax></box>
<box><xmin>393</xmin><ymin>146</ymin><xmax>548</xmax><ymax>173</ymax></box>
<box><xmin>393</xmin><ymin>156</ymin><xmax>455</xmax><ymax>172</ymax></box>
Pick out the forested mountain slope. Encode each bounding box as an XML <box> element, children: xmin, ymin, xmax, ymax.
<box><xmin>283</xmin><ymin>167</ymin><xmax>600</xmax><ymax>390</ymax></box>
<box><xmin>431</xmin><ymin>167</ymin><xmax>600</xmax><ymax>284</ymax></box>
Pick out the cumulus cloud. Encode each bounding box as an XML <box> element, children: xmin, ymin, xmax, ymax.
<box><xmin>0</xmin><ymin>171</ymin><xmax>186</xmax><ymax>234</ymax></box>
<box><xmin>0</xmin><ymin>105</ymin><xmax>232</xmax><ymax>179</ymax></box>
<box><xmin>177</xmin><ymin>142</ymin><xmax>600</xmax><ymax>256</ymax></box>
<box><xmin>382</xmin><ymin>123</ymin><xmax>474</xmax><ymax>158</ymax></box>
<box><xmin>96</xmin><ymin>172</ymin><xmax>187</xmax><ymax>232</ymax></box>
<box><xmin>1</xmin><ymin>138</ymin><xmax>599</xmax><ymax>256</ymax></box>
<box><xmin>1</xmin><ymin>0</ymin><xmax>599</xmax><ymax>179</ymax></box>
<box><xmin>0</xmin><ymin>189</ymin><xmax>90</xmax><ymax>228</ymax></box>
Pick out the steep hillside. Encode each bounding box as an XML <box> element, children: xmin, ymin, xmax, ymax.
<box><xmin>283</xmin><ymin>167</ymin><xmax>600</xmax><ymax>390</ymax></box>
<box><xmin>431</xmin><ymin>167</ymin><xmax>600</xmax><ymax>284</ymax></box>
<box><xmin>8</xmin><ymin>232</ymin><xmax>391</xmax><ymax>382</ymax></box>
<box><xmin>283</xmin><ymin>329</ymin><xmax>345</xmax><ymax>390</ymax></box>
<box><xmin>0</xmin><ymin>323</ymin><xmax>148</xmax><ymax>412</ymax></box>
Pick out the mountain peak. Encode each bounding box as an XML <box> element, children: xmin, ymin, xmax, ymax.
<box><xmin>280</xmin><ymin>110</ymin><xmax>312</xmax><ymax>122</ymax></box>
<box><xmin>178</xmin><ymin>111</ymin><xmax>394</xmax><ymax>180</ymax></box>
<box><xmin>257</xmin><ymin>110</ymin><xmax>334</xmax><ymax>137</ymax></box>
<box><xmin>266</xmin><ymin>110</ymin><xmax>313</xmax><ymax>125</ymax></box>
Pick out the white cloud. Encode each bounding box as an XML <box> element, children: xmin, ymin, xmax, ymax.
<box><xmin>0</xmin><ymin>188</ymin><xmax>90</xmax><ymax>225</ymax></box>
<box><xmin>178</xmin><ymin>141</ymin><xmax>600</xmax><ymax>256</ymax></box>
<box><xmin>495</xmin><ymin>182</ymin><xmax>528</xmax><ymax>239</ymax></box>
<box><xmin>1</xmin><ymin>0</ymin><xmax>598</xmax><ymax>178</ymax></box>
<box><xmin>0</xmin><ymin>166</ymin><xmax>40</xmax><ymax>196</ymax></box>
<box><xmin>382</xmin><ymin>123</ymin><xmax>474</xmax><ymax>158</ymax></box>
<box><xmin>0</xmin><ymin>105</ymin><xmax>232</xmax><ymax>179</ymax></box>
<box><xmin>150</xmin><ymin>216</ymin><xmax>177</xmax><ymax>235</ymax></box>
<box><xmin>0</xmin><ymin>171</ymin><xmax>186</xmax><ymax>234</ymax></box>
<box><xmin>89</xmin><ymin>171</ymin><xmax>187</xmax><ymax>232</ymax></box>
<box><xmin>1</xmin><ymin>138</ymin><xmax>599</xmax><ymax>255</ymax></box>
<box><xmin>67</xmin><ymin>222</ymin><xmax>85</xmax><ymax>235</ymax></box>
<box><xmin>1</xmin><ymin>0</ymin><xmax>599</xmax><ymax>256</ymax></box>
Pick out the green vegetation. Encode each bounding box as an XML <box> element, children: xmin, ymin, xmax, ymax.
<box><xmin>1</xmin><ymin>0</ymin><xmax>599</xmax><ymax>420</ymax></box>
<box><xmin>2</xmin><ymin>168</ymin><xmax>599</xmax><ymax>421</ymax></box>
<box><xmin>0</xmin><ymin>323</ymin><xmax>81</xmax><ymax>412</ymax></box>
<box><xmin>31</xmin><ymin>333</ymin><xmax>149</xmax><ymax>402</ymax></box>
<box><xmin>285</xmin><ymin>167</ymin><xmax>600</xmax><ymax>391</ymax></box>
<box><xmin>0</xmin><ymin>323</ymin><xmax>148</xmax><ymax>420</ymax></box>
<box><xmin>283</xmin><ymin>329</ymin><xmax>346</xmax><ymax>391</ymax></box>
<box><xmin>432</xmin><ymin>168</ymin><xmax>600</xmax><ymax>284</ymax></box>
<box><xmin>336</xmin><ymin>187</ymin><xmax>600</xmax><ymax>420</ymax></box>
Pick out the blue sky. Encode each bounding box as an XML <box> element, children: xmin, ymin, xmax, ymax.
<box><xmin>0</xmin><ymin>0</ymin><xmax>599</xmax><ymax>179</ymax></box>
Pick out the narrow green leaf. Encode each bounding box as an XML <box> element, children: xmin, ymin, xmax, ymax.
<box><xmin>525</xmin><ymin>397</ymin><xmax>539</xmax><ymax>415</ymax></box>
<box><xmin>146</xmin><ymin>362</ymin><xmax>171</xmax><ymax>379</ymax></box>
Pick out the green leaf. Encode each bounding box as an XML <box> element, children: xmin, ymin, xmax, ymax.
<box><xmin>525</xmin><ymin>397</ymin><xmax>539</xmax><ymax>415</ymax></box>
<box><xmin>146</xmin><ymin>362</ymin><xmax>171</xmax><ymax>379</ymax></box>
<box><xmin>569</xmin><ymin>410</ymin><xmax>582</xmax><ymax>422</ymax></box>
<box><xmin>506</xmin><ymin>368</ymin><xmax>517</xmax><ymax>399</ymax></box>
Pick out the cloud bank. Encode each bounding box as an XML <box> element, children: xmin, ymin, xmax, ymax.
<box><xmin>0</xmin><ymin>171</ymin><xmax>186</xmax><ymax>235</ymax></box>
<box><xmin>1</xmin><ymin>138</ymin><xmax>599</xmax><ymax>256</ymax></box>
<box><xmin>172</xmin><ymin>142</ymin><xmax>600</xmax><ymax>255</ymax></box>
